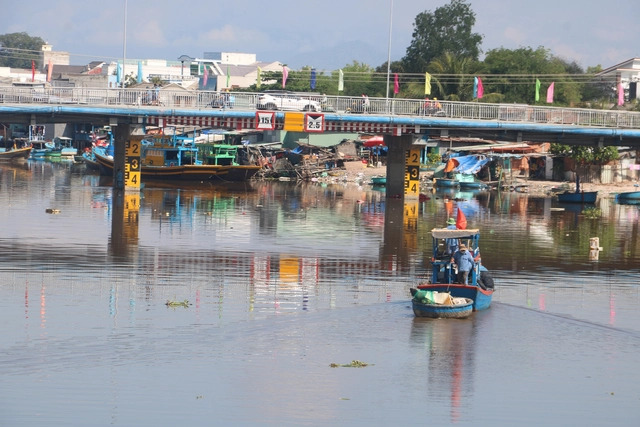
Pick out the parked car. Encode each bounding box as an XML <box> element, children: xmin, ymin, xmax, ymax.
<box><xmin>256</xmin><ymin>93</ymin><xmax>321</xmax><ymax>112</ymax></box>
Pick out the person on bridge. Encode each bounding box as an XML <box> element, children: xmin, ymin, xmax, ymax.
<box><xmin>362</xmin><ymin>94</ymin><xmax>370</xmax><ymax>113</ymax></box>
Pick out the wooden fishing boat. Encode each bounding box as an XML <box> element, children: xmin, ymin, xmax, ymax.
<box><xmin>370</xmin><ymin>175</ymin><xmax>386</xmax><ymax>186</ymax></box>
<box><xmin>410</xmin><ymin>228</ymin><xmax>494</xmax><ymax>317</ymax></box>
<box><xmin>456</xmin><ymin>173</ymin><xmax>487</xmax><ymax>190</ymax></box>
<box><xmin>0</xmin><ymin>146</ymin><xmax>32</xmax><ymax>161</ymax></box>
<box><xmin>94</xmin><ymin>135</ymin><xmax>261</xmax><ymax>182</ymax></box>
<box><xmin>434</xmin><ymin>177</ymin><xmax>460</xmax><ymax>188</ymax></box>
<box><xmin>557</xmin><ymin>190</ymin><xmax>597</xmax><ymax>203</ymax></box>
<box><xmin>615</xmin><ymin>191</ymin><xmax>640</xmax><ymax>204</ymax></box>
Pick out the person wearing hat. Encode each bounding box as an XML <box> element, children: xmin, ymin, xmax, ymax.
<box><xmin>445</xmin><ymin>218</ymin><xmax>458</xmax><ymax>254</ymax></box>
<box><xmin>451</xmin><ymin>243</ymin><xmax>475</xmax><ymax>284</ymax></box>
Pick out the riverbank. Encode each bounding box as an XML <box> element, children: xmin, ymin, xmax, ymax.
<box><xmin>318</xmin><ymin>162</ymin><xmax>639</xmax><ymax>198</ymax></box>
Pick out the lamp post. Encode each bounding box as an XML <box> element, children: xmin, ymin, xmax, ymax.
<box><xmin>178</xmin><ymin>55</ymin><xmax>194</xmax><ymax>79</ymax></box>
<box><xmin>121</xmin><ymin>0</ymin><xmax>128</xmax><ymax>89</ymax></box>
<box><xmin>385</xmin><ymin>0</ymin><xmax>393</xmax><ymax>100</ymax></box>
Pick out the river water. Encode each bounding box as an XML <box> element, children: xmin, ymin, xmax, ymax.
<box><xmin>1</xmin><ymin>160</ymin><xmax>639</xmax><ymax>426</ymax></box>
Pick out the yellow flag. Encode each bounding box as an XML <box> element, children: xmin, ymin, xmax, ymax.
<box><xmin>425</xmin><ymin>73</ymin><xmax>432</xmax><ymax>95</ymax></box>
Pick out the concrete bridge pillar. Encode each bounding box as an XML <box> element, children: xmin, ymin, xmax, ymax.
<box><xmin>384</xmin><ymin>134</ymin><xmax>418</xmax><ymax>198</ymax></box>
<box><xmin>112</xmin><ymin>123</ymin><xmax>131</xmax><ymax>189</ymax></box>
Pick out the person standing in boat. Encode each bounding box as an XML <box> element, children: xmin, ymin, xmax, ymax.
<box><xmin>451</xmin><ymin>243</ymin><xmax>475</xmax><ymax>284</ymax></box>
<box><xmin>445</xmin><ymin>218</ymin><xmax>459</xmax><ymax>254</ymax></box>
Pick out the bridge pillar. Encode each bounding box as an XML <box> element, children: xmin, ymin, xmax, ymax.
<box><xmin>112</xmin><ymin>124</ymin><xmax>130</xmax><ymax>190</ymax></box>
<box><xmin>384</xmin><ymin>134</ymin><xmax>418</xmax><ymax>198</ymax></box>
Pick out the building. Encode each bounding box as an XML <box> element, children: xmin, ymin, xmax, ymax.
<box><xmin>596</xmin><ymin>58</ymin><xmax>640</xmax><ymax>102</ymax></box>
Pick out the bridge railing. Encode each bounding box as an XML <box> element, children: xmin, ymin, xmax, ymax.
<box><xmin>1</xmin><ymin>86</ymin><xmax>639</xmax><ymax>129</ymax></box>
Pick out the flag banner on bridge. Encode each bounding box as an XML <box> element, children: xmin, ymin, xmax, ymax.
<box><xmin>256</xmin><ymin>112</ymin><xmax>275</xmax><ymax>130</ymax></box>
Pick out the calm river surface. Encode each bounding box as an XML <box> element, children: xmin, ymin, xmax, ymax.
<box><xmin>1</xmin><ymin>160</ymin><xmax>639</xmax><ymax>426</ymax></box>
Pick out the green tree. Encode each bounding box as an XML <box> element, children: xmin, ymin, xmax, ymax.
<box><xmin>426</xmin><ymin>52</ymin><xmax>480</xmax><ymax>101</ymax></box>
<box><xmin>402</xmin><ymin>0</ymin><xmax>482</xmax><ymax>73</ymax></box>
<box><xmin>0</xmin><ymin>32</ymin><xmax>46</xmax><ymax>69</ymax></box>
<box><xmin>482</xmin><ymin>46</ymin><xmax>581</xmax><ymax>105</ymax></box>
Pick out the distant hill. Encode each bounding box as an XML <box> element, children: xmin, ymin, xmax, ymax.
<box><xmin>282</xmin><ymin>40</ymin><xmax>391</xmax><ymax>71</ymax></box>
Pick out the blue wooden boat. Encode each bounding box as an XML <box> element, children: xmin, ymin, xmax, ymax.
<box><xmin>370</xmin><ymin>175</ymin><xmax>386</xmax><ymax>186</ymax></box>
<box><xmin>455</xmin><ymin>173</ymin><xmax>488</xmax><ymax>190</ymax></box>
<box><xmin>411</xmin><ymin>228</ymin><xmax>494</xmax><ymax>317</ymax></box>
<box><xmin>557</xmin><ymin>190</ymin><xmax>598</xmax><ymax>203</ymax></box>
<box><xmin>435</xmin><ymin>178</ymin><xmax>460</xmax><ymax>188</ymax></box>
<box><xmin>615</xmin><ymin>191</ymin><xmax>640</xmax><ymax>204</ymax></box>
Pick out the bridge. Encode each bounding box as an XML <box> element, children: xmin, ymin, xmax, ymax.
<box><xmin>1</xmin><ymin>86</ymin><xmax>639</xmax><ymax>147</ymax></box>
<box><xmin>2</xmin><ymin>86</ymin><xmax>639</xmax><ymax>197</ymax></box>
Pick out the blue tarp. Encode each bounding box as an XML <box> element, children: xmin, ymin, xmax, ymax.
<box><xmin>451</xmin><ymin>155</ymin><xmax>491</xmax><ymax>174</ymax></box>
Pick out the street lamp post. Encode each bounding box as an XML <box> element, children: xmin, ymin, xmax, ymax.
<box><xmin>121</xmin><ymin>0</ymin><xmax>128</xmax><ymax>89</ymax></box>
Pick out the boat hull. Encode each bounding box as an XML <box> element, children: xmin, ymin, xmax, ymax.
<box><xmin>94</xmin><ymin>152</ymin><xmax>260</xmax><ymax>182</ymax></box>
<box><xmin>615</xmin><ymin>191</ymin><xmax>640</xmax><ymax>204</ymax></box>
<box><xmin>416</xmin><ymin>283</ymin><xmax>493</xmax><ymax>312</ymax></box>
<box><xmin>0</xmin><ymin>147</ymin><xmax>32</xmax><ymax>161</ymax></box>
<box><xmin>412</xmin><ymin>298</ymin><xmax>474</xmax><ymax>318</ymax></box>
<box><xmin>557</xmin><ymin>191</ymin><xmax>597</xmax><ymax>203</ymax></box>
<box><xmin>435</xmin><ymin>178</ymin><xmax>460</xmax><ymax>188</ymax></box>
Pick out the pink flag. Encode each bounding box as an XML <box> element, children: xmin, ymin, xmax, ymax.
<box><xmin>47</xmin><ymin>59</ymin><xmax>52</xmax><ymax>82</ymax></box>
<box><xmin>282</xmin><ymin>66</ymin><xmax>288</xmax><ymax>88</ymax></box>
<box><xmin>31</xmin><ymin>60</ymin><xmax>35</xmax><ymax>82</ymax></box>
<box><xmin>477</xmin><ymin>77</ymin><xmax>484</xmax><ymax>99</ymax></box>
<box><xmin>394</xmin><ymin>73</ymin><xmax>399</xmax><ymax>94</ymax></box>
<box><xmin>546</xmin><ymin>82</ymin><xmax>554</xmax><ymax>103</ymax></box>
<box><xmin>618</xmin><ymin>82</ymin><xmax>624</xmax><ymax>106</ymax></box>
<box><xmin>203</xmin><ymin>65</ymin><xmax>208</xmax><ymax>87</ymax></box>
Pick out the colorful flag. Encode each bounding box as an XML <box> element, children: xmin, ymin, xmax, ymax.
<box><xmin>338</xmin><ymin>69</ymin><xmax>344</xmax><ymax>91</ymax></box>
<box><xmin>473</xmin><ymin>77</ymin><xmax>478</xmax><ymax>98</ymax></box>
<box><xmin>477</xmin><ymin>77</ymin><xmax>484</xmax><ymax>99</ymax></box>
<box><xmin>394</xmin><ymin>73</ymin><xmax>399</xmax><ymax>94</ymax></box>
<box><xmin>203</xmin><ymin>65</ymin><xmax>208</xmax><ymax>87</ymax></box>
<box><xmin>226</xmin><ymin>66</ymin><xmax>230</xmax><ymax>88</ymax></box>
<box><xmin>546</xmin><ymin>82</ymin><xmax>555</xmax><ymax>103</ymax></box>
<box><xmin>282</xmin><ymin>66</ymin><xmax>288</xmax><ymax>88</ymax></box>
<box><xmin>31</xmin><ymin>60</ymin><xmax>35</xmax><ymax>82</ymax></box>
<box><xmin>618</xmin><ymin>82</ymin><xmax>624</xmax><ymax>106</ymax></box>
<box><xmin>535</xmin><ymin>79</ymin><xmax>541</xmax><ymax>102</ymax></box>
<box><xmin>456</xmin><ymin>207</ymin><xmax>467</xmax><ymax>230</ymax></box>
<box><xmin>256</xmin><ymin>66</ymin><xmax>262</xmax><ymax>89</ymax></box>
<box><xmin>310</xmin><ymin>68</ymin><xmax>316</xmax><ymax>90</ymax></box>
<box><xmin>137</xmin><ymin>61</ymin><xmax>142</xmax><ymax>83</ymax></box>
<box><xmin>47</xmin><ymin>59</ymin><xmax>52</xmax><ymax>82</ymax></box>
<box><xmin>425</xmin><ymin>73</ymin><xmax>431</xmax><ymax>95</ymax></box>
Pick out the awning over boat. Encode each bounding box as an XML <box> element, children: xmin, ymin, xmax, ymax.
<box><xmin>430</xmin><ymin>228</ymin><xmax>480</xmax><ymax>239</ymax></box>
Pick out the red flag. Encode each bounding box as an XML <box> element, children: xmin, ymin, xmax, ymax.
<box><xmin>456</xmin><ymin>207</ymin><xmax>467</xmax><ymax>230</ymax></box>
<box><xmin>394</xmin><ymin>73</ymin><xmax>399</xmax><ymax>94</ymax></box>
<box><xmin>477</xmin><ymin>77</ymin><xmax>484</xmax><ymax>99</ymax></box>
<box><xmin>31</xmin><ymin>60</ymin><xmax>35</xmax><ymax>82</ymax></box>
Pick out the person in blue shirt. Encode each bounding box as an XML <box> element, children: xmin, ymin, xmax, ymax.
<box><xmin>451</xmin><ymin>243</ymin><xmax>475</xmax><ymax>284</ymax></box>
<box><xmin>445</xmin><ymin>218</ymin><xmax>458</xmax><ymax>254</ymax></box>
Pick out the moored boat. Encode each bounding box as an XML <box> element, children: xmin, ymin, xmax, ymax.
<box><xmin>410</xmin><ymin>228</ymin><xmax>494</xmax><ymax>318</ymax></box>
<box><xmin>370</xmin><ymin>175</ymin><xmax>386</xmax><ymax>186</ymax></box>
<box><xmin>615</xmin><ymin>191</ymin><xmax>640</xmax><ymax>205</ymax></box>
<box><xmin>435</xmin><ymin>177</ymin><xmax>460</xmax><ymax>188</ymax></box>
<box><xmin>410</xmin><ymin>288</ymin><xmax>473</xmax><ymax>318</ymax></box>
<box><xmin>94</xmin><ymin>134</ymin><xmax>261</xmax><ymax>182</ymax></box>
<box><xmin>557</xmin><ymin>190</ymin><xmax>598</xmax><ymax>203</ymax></box>
<box><xmin>0</xmin><ymin>146</ymin><xmax>32</xmax><ymax>161</ymax></box>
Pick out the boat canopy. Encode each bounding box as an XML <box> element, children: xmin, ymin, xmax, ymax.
<box><xmin>430</xmin><ymin>228</ymin><xmax>480</xmax><ymax>239</ymax></box>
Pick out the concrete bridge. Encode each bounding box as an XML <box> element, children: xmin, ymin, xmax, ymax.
<box><xmin>2</xmin><ymin>86</ymin><xmax>639</xmax><ymax>196</ymax></box>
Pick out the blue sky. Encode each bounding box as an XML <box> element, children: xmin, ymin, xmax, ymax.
<box><xmin>3</xmin><ymin>0</ymin><xmax>639</xmax><ymax>71</ymax></box>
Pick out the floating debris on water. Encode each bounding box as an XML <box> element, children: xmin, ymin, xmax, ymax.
<box><xmin>45</xmin><ymin>208</ymin><xmax>61</xmax><ymax>214</ymax></box>
<box><xmin>330</xmin><ymin>360</ymin><xmax>372</xmax><ymax>368</ymax></box>
<box><xmin>165</xmin><ymin>299</ymin><xmax>191</xmax><ymax>308</ymax></box>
